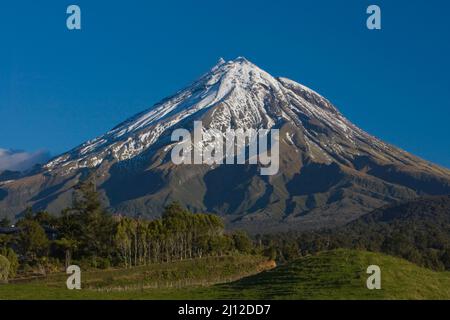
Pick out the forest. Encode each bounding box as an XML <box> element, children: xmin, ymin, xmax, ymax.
<box><xmin>0</xmin><ymin>180</ymin><xmax>254</xmax><ymax>281</ymax></box>
<box><xmin>257</xmin><ymin>196</ymin><xmax>450</xmax><ymax>271</ymax></box>
<box><xmin>1</xmin><ymin>178</ymin><xmax>449</xmax><ymax>283</ymax></box>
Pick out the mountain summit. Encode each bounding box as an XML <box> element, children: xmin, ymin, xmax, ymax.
<box><xmin>1</xmin><ymin>57</ymin><xmax>450</xmax><ymax>231</ymax></box>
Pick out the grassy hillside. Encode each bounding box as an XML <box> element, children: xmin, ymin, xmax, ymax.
<box><xmin>0</xmin><ymin>255</ymin><xmax>273</xmax><ymax>300</ymax></box>
<box><xmin>214</xmin><ymin>249</ymin><xmax>450</xmax><ymax>300</ymax></box>
<box><xmin>1</xmin><ymin>250</ymin><xmax>449</xmax><ymax>300</ymax></box>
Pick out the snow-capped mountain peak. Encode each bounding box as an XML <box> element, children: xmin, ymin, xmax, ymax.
<box><xmin>45</xmin><ymin>57</ymin><xmax>283</xmax><ymax>172</ymax></box>
<box><xmin>43</xmin><ymin>57</ymin><xmax>420</xmax><ymax>174</ymax></box>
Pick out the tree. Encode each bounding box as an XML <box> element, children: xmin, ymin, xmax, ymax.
<box><xmin>0</xmin><ymin>255</ymin><xmax>10</xmax><ymax>283</ymax></box>
<box><xmin>0</xmin><ymin>217</ymin><xmax>11</xmax><ymax>228</ymax></box>
<box><xmin>114</xmin><ymin>217</ymin><xmax>133</xmax><ymax>267</ymax></box>
<box><xmin>232</xmin><ymin>231</ymin><xmax>253</xmax><ymax>254</ymax></box>
<box><xmin>264</xmin><ymin>245</ymin><xmax>277</xmax><ymax>261</ymax></box>
<box><xmin>442</xmin><ymin>249</ymin><xmax>450</xmax><ymax>270</ymax></box>
<box><xmin>22</xmin><ymin>207</ymin><xmax>34</xmax><ymax>221</ymax></box>
<box><xmin>0</xmin><ymin>234</ymin><xmax>11</xmax><ymax>249</ymax></box>
<box><xmin>34</xmin><ymin>211</ymin><xmax>57</xmax><ymax>228</ymax></box>
<box><xmin>162</xmin><ymin>201</ymin><xmax>187</xmax><ymax>220</ymax></box>
<box><xmin>0</xmin><ymin>247</ymin><xmax>19</xmax><ymax>278</ymax></box>
<box><xmin>68</xmin><ymin>178</ymin><xmax>115</xmax><ymax>262</ymax></box>
<box><xmin>53</xmin><ymin>238</ymin><xmax>78</xmax><ymax>268</ymax></box>
<box><xmin>16</xmin><ymin>219</ymin><xmax>49</xmax><ymax>262</ymax></box>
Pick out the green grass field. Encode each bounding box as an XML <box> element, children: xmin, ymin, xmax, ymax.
<box><xmin>215</xmin><ymin>249</ymin><xmax>450</xmax><ymax>300</ymax></box>
<box><xmin>1</xmin><ymin>250</ymin><xmax>449</xmax><ymax>300</ymax></box>
<box><xmin>0</xmin><ymin>254</ymin><xmax>272</xmax><ymax>300</ymax></box>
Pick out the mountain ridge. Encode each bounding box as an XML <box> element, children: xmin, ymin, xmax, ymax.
<box><xmin>1</xmin><ymin>57</ymin><xmax>450</xmax><ymax>231</ymax></box>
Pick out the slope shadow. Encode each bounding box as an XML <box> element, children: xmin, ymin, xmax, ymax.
<box><xmin>30</xmin><ymin>177</ymin><xmax>74</xmax><ymax>202</ymax></box>
<box><xmin>203</xmin><ymin>165</ymin><xmax>263</xmax><ymax>214</ymax></box>
<box><xmin>354</xmin><ymin>156</ymin><xmax>450</xmax><ymax>195</ymax></box>
<box><xmin>0</xmin><ymin>188</ymin><xmax>7</xmax><ymax>201</ymax></box>
<box><xmin>287</xmin><ymin>162</ymin><xmax>344</xmax><ymax>196</ymax></box>
<box><xmin>30</xmin><ymin>191</ymin><xmax>67</xmax><ymax>213</ymax></box>
<box><xmin>102</xmin><ymin>165</ymin><xmax>165</xmax><ymax>207</ymax></box>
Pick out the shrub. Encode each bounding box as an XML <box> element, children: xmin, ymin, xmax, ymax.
<box><xmin>0</xmin><ymin>255</ymin><xmax>10</xmax><ymax>283</ymax></box>
<box><xmin>232</xmin><ymin>231</ymin><xmax>253</xmax><ymax>254</ymax></box>
<box><xmin>0</xmin><ymin>247</ymin><xmax>19</xmax><ymax>278</ymax></box>
<box><xmin>96</xmin><ymin>257</ymin><xmax>111</xmax><ymax>269</ymax></box>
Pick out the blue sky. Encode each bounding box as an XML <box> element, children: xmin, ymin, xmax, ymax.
<box><xmin>0</xmin><ymin>0</ymin><xmax>449</xmax><ymax>168</ymax></box>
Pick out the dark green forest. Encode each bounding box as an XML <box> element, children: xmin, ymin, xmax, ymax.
<box><xmin>1</xmin><ymin>178</ymin><xmax>449</xmax><ymax>282</ymax></box>
<box><xmin>0</xmin><ymin>180</ymin><xmax>254</xmax><ymax>279</ymax></box>
<box><xmin>258</xmin><ymin>196</ymin><xmax>450</xmax><ymax>271</ymax></box>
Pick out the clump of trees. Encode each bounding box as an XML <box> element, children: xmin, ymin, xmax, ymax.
<box><xmin>0</xmin><ymin>179</ymin><xmax>255</xmax><ymax>276</ymax></box>
<box><xmin>0</xmin><ymin>247</ymin><xmax>19</xmax><ymax>278</ymax></box>
<box><xmin>0</xmin><ymin>254</ymin><xmax>10</xmax><ymax>283</ymax></box>
<box><xmin>114</xmin><ymin>202</ymin><xmax>233</xmax><ymax>267</ymax></box>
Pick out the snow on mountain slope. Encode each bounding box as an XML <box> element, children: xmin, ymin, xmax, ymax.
<box><xmin>45</xmin><ymin>57</ymin><xmax>281</xmax><ymax>173</ymax></box>
<box><xmin>44</xmin><ymin>57</ymin><xmax>441</xmax><ymax>178</ymax></box>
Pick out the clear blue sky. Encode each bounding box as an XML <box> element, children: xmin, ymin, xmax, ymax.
<box><xmin>0</xmin><ymin>0</ymin><xmax>449</xmax><ymax>168</ymax></box>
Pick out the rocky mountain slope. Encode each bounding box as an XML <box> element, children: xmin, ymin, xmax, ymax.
<box><xmin>1</xmin><ymin>57</ymin><xmax>450</xmax><ymax>231</ymax></box>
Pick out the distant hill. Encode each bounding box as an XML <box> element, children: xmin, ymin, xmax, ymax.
<box><xmin>347</xmin><ymin>194</ymin><xmax>450</xmax><ymax>226</ymax></box>
<box><xmin>334</xmin><ymin>195</ymin><xmax>450</xmax><ymax>270</ymax></box>
<box><xmin>268</xmin><ymin>195</ymin><xmax>450</xmax><ymax>270</ymax></box>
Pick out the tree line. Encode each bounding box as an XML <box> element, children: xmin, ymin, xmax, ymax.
<box><xmin>3</xmin><ymin>181</ymin><xmax>447</xmax><ymax>281</ymax></box>
<box><xmin>0</xmin><ymin>180</ymin><xmax>254</xmax><ymax>279</ymax></box>
<box><xmin>257</xmin><ymin>196</ymin><xmax>450</xmax><ymax>271</ymax></box>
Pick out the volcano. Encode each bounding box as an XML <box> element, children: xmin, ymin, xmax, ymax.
<box><xmin>1</xmin><ymin>57</ymin><xmax>450</xmax><ymax>232</ymax></box>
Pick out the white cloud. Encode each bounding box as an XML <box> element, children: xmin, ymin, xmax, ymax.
<box><xmin>0</xmin><ymin>148</ymin><xmax>51</xmax><ymax>172</ymax></box>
